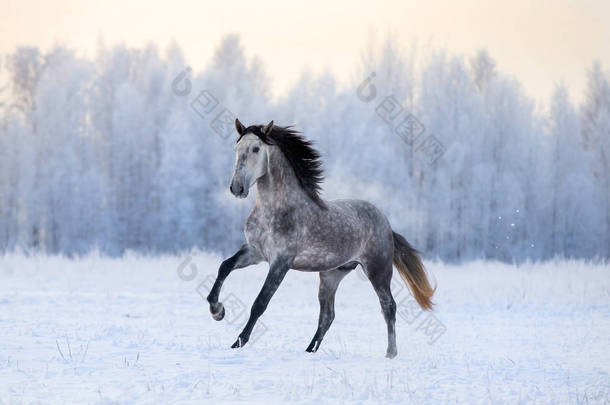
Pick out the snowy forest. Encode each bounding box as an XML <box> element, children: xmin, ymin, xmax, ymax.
<box><xmin>0</xmin><ymin>34</ymin><xmax>608</xmax><ymax>262</ymax></box>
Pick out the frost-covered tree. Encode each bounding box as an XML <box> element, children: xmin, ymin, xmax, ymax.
<box><xmin>581</xmin><ymin>63</ymin><xmax>610</xmax><ymax>257</ymax></box>
<box><xmin>548</xmin><ymin>86</ymin><xmax>589</xmax><ymax>257</ymax></box>
<box><xmin>0</xmin><ymin>36</ymin><xmax>607</xmax><ymax>261</ymax></box>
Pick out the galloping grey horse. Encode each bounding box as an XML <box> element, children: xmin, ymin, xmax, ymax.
<box><xmin>206</xmin><ymin>119</ymin><xmax>435</xmax><ymax>358</ymax></box>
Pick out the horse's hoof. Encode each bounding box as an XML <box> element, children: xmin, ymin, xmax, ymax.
<box><xmin>231</xmin><ymin>337</ymin><xmax>245</xmax><ymax>348</ymax></box>
<box><xmin>305</xmin><ymin>339</ymin><xmax>318</xmax><ymax>353</ymax></box>
<box><xmin>210</xmin><ymin>302</ymin><xmax>225</xmax><ymax>321</ymax></box>
<box><xmin>385</xmin><ymin>350</ymin><xmax>397</xmax><ymax>359</ymax></box>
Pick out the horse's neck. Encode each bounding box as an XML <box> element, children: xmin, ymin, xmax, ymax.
<box><xmin>255</xmin><ymin>149</ymin><xmax>308</xmax><ymax>211</ymax></box>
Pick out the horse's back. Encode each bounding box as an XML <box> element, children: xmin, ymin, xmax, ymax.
<box><xmin>327</xmin><ymin>198</ymin><xmax>391</xmax><ymax>231</ymax></box>
<box><xmin>291</xmin><ymin>198</ymin><xmax>393</xmax><ymax>271</ymax></box>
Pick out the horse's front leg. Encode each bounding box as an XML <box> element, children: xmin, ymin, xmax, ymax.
<box><xmin>231</xmin><ymin>257</ymin><xmax>291</xmax><ymax>348</ymax></box>
<box><xmin>206</xmin><ymin>244</ymin><xmax>262</xmax><ymax>321</ymax></box>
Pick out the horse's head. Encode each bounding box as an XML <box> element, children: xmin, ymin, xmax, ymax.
<box><xmin>229</xmin><ymin>118</ymin><xmax>274</xmax><ymax>198</ymax></box>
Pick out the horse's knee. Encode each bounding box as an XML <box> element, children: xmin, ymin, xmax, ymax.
<box><xmin>218</xmin><ymin>260</ymin><xmax>233</xmax><ymax>278</ymax></box>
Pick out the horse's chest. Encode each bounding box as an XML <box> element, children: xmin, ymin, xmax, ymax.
<box><xmin>245</xmin><ymin>210</ymin><xmax>298</xmax><ymax>256</ymax></box>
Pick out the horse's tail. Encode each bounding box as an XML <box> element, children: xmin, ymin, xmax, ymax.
<box><xmin>392</xmin><ymin>231</ymin><xmax>435</xmax><ymax>311</ymax></box>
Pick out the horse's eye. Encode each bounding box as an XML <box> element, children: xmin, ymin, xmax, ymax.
<box><xmin>253</xmin><ymin>147</ymin><xmax>260</xmax><ymax>153</ymax></box>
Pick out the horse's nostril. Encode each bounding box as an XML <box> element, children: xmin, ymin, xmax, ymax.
<box><xmin>239</xmin><ymin>185</ymin><xmax>244</xmax><ymax>194</ymax></box>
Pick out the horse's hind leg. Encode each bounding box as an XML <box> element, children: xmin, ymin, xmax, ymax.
<box><xmin>305</xmin><ymin>264</ymin><xmax>355</xmax><ymax>353</ymax></box>
<box><xmin>363</xmin><ymin>259</ymin><xmax>397</xmax><ymax>358</ymax></box>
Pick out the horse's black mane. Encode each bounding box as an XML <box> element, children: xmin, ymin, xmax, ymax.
<box><xmin>238</xmin><ymin>125</ymin><xmax>326</xmax><ymax>209</ymax></box>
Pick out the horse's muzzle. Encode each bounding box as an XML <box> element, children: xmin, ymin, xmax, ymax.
<box><xmin>229</xmin><ymin>180</ymin><xmax>248</xmax><ymax>198</ymax></box>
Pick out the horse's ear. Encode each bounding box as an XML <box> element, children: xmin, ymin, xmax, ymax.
<box><xmin>235</xmin><ymin>118</ymin><xmax>246</xmax><ymax>136</ymax></box>
<box><xmin>263</xmin><ymin>120</ymin><xmax>274</xmax><ymax>135</ymax></box>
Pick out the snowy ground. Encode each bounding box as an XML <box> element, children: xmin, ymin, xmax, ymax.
<box><xmin>0</xmin><ymin>252</ymin><xmax>608</xmax><ymax>404</ymax></box>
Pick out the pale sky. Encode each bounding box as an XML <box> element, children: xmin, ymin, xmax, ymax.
<box><xmin>2</xmin><ymin>0</ymin><xmax>609</xmax><ymax>104</ymax></box>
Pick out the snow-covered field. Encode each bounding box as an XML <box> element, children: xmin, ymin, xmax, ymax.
<box><xmin>0</xmin><ymin>252</ymin><xmax>608</xmax><ymax>404</ymax></box>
